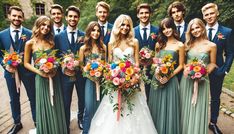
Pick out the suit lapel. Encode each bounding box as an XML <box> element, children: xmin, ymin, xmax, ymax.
<box><xmin>212</xmin><ymin>25</ymin><xmax>221</xmax><ymax>43</ymax></box>
<box><xmin>5</xmin><ymin>28</ymin><xmax>13</xmax><ymax>51</ymax></box>
<box><xmin>136</xmin><ymin>26</ymin><xmax>143</xmax><ymax>45</ymax></box>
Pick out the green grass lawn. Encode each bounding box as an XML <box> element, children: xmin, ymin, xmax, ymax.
<box><xmin>223</xmin><ymin>64</ymin><xmax>234</xmax><ymax>92</ymax></box>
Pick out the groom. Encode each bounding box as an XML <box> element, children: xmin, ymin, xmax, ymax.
<box><xmin>202</xmin><ymin>3</ymin><xmax>234</xmax><ymax>134</ymax></box>
<box><xmin>0</xmin><ymin>6</ymin><xmax>36</xmax><ymax>134</ymax></box>
<box><xmin>54</xmin><ymin>5</ymin><xmax>86</xmax><ymax>133</ymax></box>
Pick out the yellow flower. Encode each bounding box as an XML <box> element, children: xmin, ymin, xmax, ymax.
<box><xmin>125</xmin><ymin>67</ymin><xmax>134</xmax><ymax>75</ymax></box>
<box><xmin>125</xmin><ymin>75</ymin><xmax>131</xmax><ymax>81</ymax></box>
<box><xmin>119</xmin><ymin>63</ymin><xmax>125</xmax><ymax>68</ymax></box>
<box><xmin>160</xmin><ymin>66</ymin><xmax>168</xmax><ymax>74</ymax></box>
<box><xmin>98</xmin><ymin>66</ymin><xmax>103</xmax><ymax>71</ymax></box>
<box><xmin>193</xmin><ymin>66</ymin><xmax>201</xmax><ymax>72</ymax></box>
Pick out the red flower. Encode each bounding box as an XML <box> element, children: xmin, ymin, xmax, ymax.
<box><xmin>217</xmin><ymin>32</ymin><xmax>225</xmax><ymax>40</ymax></box>
<box><xmin>150</xmin><ymin>33</ymin><xmax>157</xmax><ymax>40</ymax></box>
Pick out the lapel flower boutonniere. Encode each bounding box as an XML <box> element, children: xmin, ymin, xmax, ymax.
<box><xmin>21</xmin><ymin>34</ymin><xmax>27</xmax><ymax>42</ymax></box>
<box><xmin>107</xmin><ymin>29</ymin><xmax>111</xmax><ymax>35</ymax></box>
<box><xmin>76</xmin><ymin>36</ymin><xmax>84</xmax><ymax>44</ymax></box>
<box><xmin>217</xmin><ymin>32</ymin><xmax>225</xmax><ymax>40</ymax></box>
<box><xmin>150</xmin><ymin>33</ymin><xmax>157</xmax><ymax>40</ymax></box>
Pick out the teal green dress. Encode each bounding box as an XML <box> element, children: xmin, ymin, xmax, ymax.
<box><xmin>148</xmin><ymin>50</ymin><xmax>181</xmax><ymax>134</ymax></box>
<box><xmin>33</xmin><ymin>50</ymin><xmax>67</xmax><ymax>134</ymax></box>
<box><xmin>180</xmin><ymin>50</ymin><xmax>209</xmax><ymax>134</ymax></box>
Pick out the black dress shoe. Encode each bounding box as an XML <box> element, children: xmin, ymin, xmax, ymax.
<box><xmin>209</xmin><ymin>123</ymin><xmax>223</xmax><ymax>134</ymax></box>
<box><xmin>7</xmin><ymin>123</ymin><xmax>23</xmax><ymax>134</ymax></box>
<box><xmin>78</xmin><ymin>120</ymin><xmax>83</xmax><ymax>130</ymax></box>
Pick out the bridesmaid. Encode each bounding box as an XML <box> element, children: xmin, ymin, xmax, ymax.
<box><xmin>180</xmin><ymin>18</ymin><xmax>217</xmax><ymax>134</ymax></box>
<box><xmin>24</xmin><ymin>16</ymin><xmax>67</xmax><ymax>134</ymax></box>
<box><xmin>148</xmin><ymin>18</ymin><xmax>184</xmax><ymax>134</ymax></box>
<box><xmin>79</xmin><ymin>21</ymin><xmax>106</xmax><ymax>134</ymax></box>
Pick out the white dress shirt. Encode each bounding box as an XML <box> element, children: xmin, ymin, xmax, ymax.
<box><xmin>66</xmin><ymin>27</ymin><xmax>78</xmax><ymax>44</ymax></box>
<box><xmin>10</xmin><ymin>26</ymin><xmax>22</xmax><ymax>42</ymax></box>
<box><xmin>98</xmin><ymin>21</ymin><xmax>108</xmax><ymax>36</ymax></box>
<box><xmin>139</xmin><ymin>23</ymin><xmax>151</xmax><ymax>40</ymax></box>
<box><xmin>206</xmin><ymin>22</ymin><xmax>219</xmax><ymax>40</ymax></box>
<box><xmin>175</xmin><ymin>21</ymin><xmax>185</xmax><ymax>37</ymax></box>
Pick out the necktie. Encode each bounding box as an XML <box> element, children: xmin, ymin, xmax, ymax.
<box><xmin>143</xmin><ymin>27</ymin><xmax>147</xmax><ymax>42</ymax></box>
<box><xmin>13</xmin><ymin>30</ymin><xmax>19</xmax><ymax>50</ymax></box>
<box><xmin>56</xmin><ymin>29</ymin><xmax>61</xmax><ymax>33</ymax></box>
<box><xmin>70</xmin><ymin>32</ymin><xmax>76</xmax><ymax>53</ymax></box>
<box><xmin>177</xmin><ymin>25</ymin><xmax>181</xmax><ymax>37</ymax></box>
<box><xmin>208</xmin><ymin>28</ymin><xmax>213</xmax><ymax>41</ymax></box>
<box><xmin>101</xmin><ymin>26</ymin><xmax>105</xmax><ymax>38</ymax></box>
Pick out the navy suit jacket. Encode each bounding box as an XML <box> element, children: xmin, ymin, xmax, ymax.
<box><xmin>0</xmin><ymin>27</ymin><xmax>34</xmax><ymax>78</ymax></box>
<box><xmin>134</xmin><ymin>25</ymin><xmax>159</xmax><ymax>50</ymax></box>
<box><xmin>180</xmin><ymin>23</ymin><xmax>187</xmax><ymax>43</ymax></box>
<box><xmin>103</xmin><ymin>23</ymin><xmax>113</xmax><ymax>45</ymax></box>
<box><xmin>211</xmin><ymin>25</ymin><xmax>234</xmax><ymax>76</ymax></box>
<box><xmin>53</xmin><ymin>25</ymin><xmax>67</xmax><ymax>35</ymax></box>
<box><xmin>54</xmin><ymin>29</ymin><xmax>85</xmax><ymax>56</ymax></box>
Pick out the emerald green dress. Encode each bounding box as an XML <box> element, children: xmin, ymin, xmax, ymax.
<box><xmin>33</xmin><ymin>50</ymin><xmax>67</xmax><ymax>134</ymax></box>
<box><xmin>148</xmin><ymin>50</ymin><xmax>181</xmax><ymax>134</ymax></box>
<box><xmin>180</xmin><ymin>50</ymin><xmax>209</xmax><ymax>134</ymax></box>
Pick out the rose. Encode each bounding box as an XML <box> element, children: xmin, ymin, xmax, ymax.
<box><xmin>125</xmin><ymin>60</ymin><xmax>131</xmax><ymax>68</ymax></box>
<box><xmin>200</xmin><ymin>67</ymin><xmax>206</xmax><ymax>75</ymax></box>
<box><xmin>119</xmin><ymin>78</ymin><xmax>125</xmax><ymax>83</ymax></box>
<box><xmin>145</xmin><ymin>53</ymin><xmax>151</xmax><ymax>59</ymax></box>
<box><xmin>113</xmin><ymin>77</ymin><xmax>120</xmax><ymax>85</ymax></box>
<box><xmin>95</xmin><ymin>71</ymin><xmax>101</xmax><ymax>77</ymax></box>
<box><xmin>194</xmin><ymin>72</ymin><xmax>202</xmax><ymax>78</ymax></box>
<box><xmin>111</xmin><ymin>69</ymin><xmax>119</xmax><ymax>77</ymax></box>
<box><xmin>66</xmin><ymin>62</ymin><xmax>74</xmax><ymax>70</ymax></box>
<box><xmin>47</xmin><ymin>57</ymin><xmax>55</xmax><ymax>63</ymax></box>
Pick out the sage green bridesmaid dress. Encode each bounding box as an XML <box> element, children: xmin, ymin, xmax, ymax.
<box><xmin>148</xmin><ymin>50</ymin><xmax>181</xmax><ymax>134</ymax></box>
<box><xmin>180</xmin><ymin>50</ymin><xmax>210</xmax><ymax>134</ymax></box>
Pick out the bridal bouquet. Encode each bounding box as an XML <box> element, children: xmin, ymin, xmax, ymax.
<box><xmin>151</xmin><ymin>54</ymin><xmax>176</xmax><ymax>88</ymax></box>
<box><xmin>1</xmin><ymin>50</ymin><xmax>23</xmax><ymax>92</ymax></box>
<box><xmin>184</xmin><ymin>57</ymin><xmax>207</xmax><ymax>106</ymax></box>
<box><xmin>82</xmin><ymin>53</ymin><xmax>105</xmax><ymax>101</ymax></box>
<box><xmin>139</xmin><ymin>47</ymin><xmax>155</xmax><ymax>66</ymax></box>
<box><xmin>34</xmin><ymin>49</ymin><xmax>60</xmax><ymax>106</ymax></box>
<box><xmin>102</xmin><ymin>59</ymin><xmax>141</xmax><ymax>121</ymax></box>
<box><xmin>60</xmin><ymin>51</ymin><xmax>80</xmax><ymax>81</ymax></box>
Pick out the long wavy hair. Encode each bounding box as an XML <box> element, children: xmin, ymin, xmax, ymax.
<box><xmin>185</xmin><ymin>18</ymin><xmax>207</xmax><ymax>50</ymax></box>
<box><xmin>156</xmin><ymin>17</ymin><xmax>179</xmax><ymax>52</ymax></box>
<box><xmin>31</xmin><ymin>16</ymin><xmax>54</xmax><ymax>45</ymax></box>
<box><xmin>109</xmin><ymin>14</ymin><xmax>135</xmax><ymax>49</ymax></box>
<box><xmin>83</xmin><ymin>21</ymin><xmax>105</xmax><ymax>56</ymax></box>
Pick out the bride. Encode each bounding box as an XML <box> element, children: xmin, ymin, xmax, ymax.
<box><xmin>88</xmin><ymin>14</ymin><xmax>157</xmax><ymax>134</ymax></box>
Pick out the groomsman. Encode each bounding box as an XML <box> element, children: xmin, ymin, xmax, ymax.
<box><xmin>0</xmin><ymin>6</ymin><xmax>36</xmax><ymax>133</ymax></box>
<box><xmin>202</xmin><ymin>3</ymin><xmax>234</xmax><ymax>134</ymax></box>
<box><xmin>54</xmin><ymin>6</ymin><xmax>86</xmax><ymax>133</ymax></box>
<box><xmin>167</xmin><ymin>1</ymin><xmax>187</xmax><ymax>82</ymax></box>
<box><xmin>95</xmin><ymin>1</ymin><xmax>113</xmax><ymax>46</ymax></box>
<box><xmin>50</xmin><ymin>4</ymin><xmax>66</xmax><ymax>35</ymax></box>
<box><xmin>167</xmin><ymin>1</ymin><xmax>187</xmax><ymax>43</ymax></box>
<box><xmin>134</xmin><ymin>3</ymin><xmax>159</xmax><ymax>100</ymax></box>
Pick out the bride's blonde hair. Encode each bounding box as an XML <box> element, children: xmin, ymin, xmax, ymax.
<box><xmin>109</xmin><ymin>14</ymin><xmax>134</xmax><ymax>49</ymax></box>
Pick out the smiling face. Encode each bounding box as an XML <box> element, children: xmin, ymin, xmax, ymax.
<box><xmin>40</xmin><ymin>20</ymin><xmax>51</xmax><ymax>35</ymax></box>
<box><xmin>96</xmin><ymin>6</ymin><xmax>109</xmax><ymax>24</ymax></box>
<box><xmin>120</xmin><ymin>20</ymin><xmax>130</xmax><ymax>35</ymax></box>
<box><xmin>8</xmin><ymin>9</ymin><xmax>24</xmax><ymax>28</ymax></box>
<box><xmin>90</xmin><ymin>25</ymin><xmax>100</xmax><ymax>40</ymax></box>
<box><xmin>65</xmin><ymin>10</ymin><xmax>79</xmax><ymax>28</ymax></box>
<box><xmin>50</xmin><ymin>8</ymin><xmax>63</xmax><ymax>24</ymax></box>
<box><xmin>162</xmin><ymin>25</ymin><xmax>173</xmax><ymax>37</ymax></box>
<box><xmin>137</xmin><ymin>8</ymin><xmax>150</xmax><ymax>25</ymax></box>
<box><xmin>171</xmin><ymin>7</ymin><xmax>184</xmax><ymax>23</ymax></box>
<box><xmin>203</xmin><ymin>7</ymin><xmax>218</xmax><ymax>27</ymax></box>
<box><xmin>190</xmin><ymin>23</ymin><xmax>203</xmax><ymax>38</ymax></box>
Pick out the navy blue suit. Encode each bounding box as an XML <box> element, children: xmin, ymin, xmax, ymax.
<box><xmin>209</xmin><ymin>25</ymin><xmax>234</xmax><ymax>124</ymax></box>
<box><xmin>54</xmin><ymin>29</ymin><xmax>86</xmax><ymax>131</ymax></box>
<box><xmin>134</xmin><ymin>25</ymin><xmax>159</xmax><ymax>100</ymax></box>
<box><xmin>179</xmin><ymin>23</ymin><xmax>187</xmax><ymax>43</ymax></box>
<box><xmin>102</xmin><ymin>23</ymin><xmax>113</xmax><ymax>46</ymax></box>
<box><xmin>0</xmin><ymin>27</ymin><xmax>36</xmax><ymax>124</ymax></box>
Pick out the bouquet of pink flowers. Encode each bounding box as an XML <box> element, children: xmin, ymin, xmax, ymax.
<box><xmin>60</xmin><ymin>51</ymin><xmax>80</xmax><ymax>81</ymax></box>
<box><xmin>82</xmin><ymin>54</ymin><xmax>105</xmax><ymax>101</ymax></box>
<box><xmin>184</xmin><ymin>57</ymin><xmax>207</xmax><ymax>106</ymax></box>
<box><xmin>34</xmin><ymin>50</ymin><xmax>60</xmax><ymax>106</ymax></box>
<box><xmin>139</xmin><ymin>47</ymin><xmax>154</xmax><ymax>66</ymax></box>
<box><xmin>151</xmin><ymin>54</ymin><xmax>176</xmax><ymax>88</ymax></box>
<box><xmin>102</xmin><ymin>59</ymin><xmax>141</xmax><ymax>121</ymax></box>
<box><xmin>1</xmin><ymin>50</ymin><xmax>23</xmax><ymax>92</ymax></box>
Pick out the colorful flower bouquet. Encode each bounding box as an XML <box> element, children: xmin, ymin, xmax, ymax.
<box><xmin>1</xmin><ymin>50</ymin><xmax>23</xmax><ymax>92</ymax></box>
<box><xmin>34</xmin><ymin>49</ymin><xmax>60</xmax><ymax>106</ymax></box>
<box><xmin>184</xmin><ymin>57</ymin><xmax>207</xmax><ymax>106</ymax></box>
<box><xmin>151</xmin><ymin>54</ymin><xmax>176</xmax><ymax>88</ymax></box>
<box><xmin>139</xmin><ymin>47</ymin><xmax>155</xmax><ymax>66</ymax></box>
<box><xmin>102</xmin><ymin>59</ymin><xmax>141</xmax><ymax>121</ymax></box>
<box><xmin>82</xmin><ymin>54</ymin><xmax>105</xmax><ymax>101</ymax></box>
<box><xmin>60</xmin><ymin>51</ymin><xmax>80</xmax><ymax>81</ymax></box>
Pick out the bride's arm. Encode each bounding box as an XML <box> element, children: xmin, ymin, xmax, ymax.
<box><xmin>133</xmin><ymin>39</ymin><xmax>139</xmax><ymax>67</ymax></box>
<box><xmin>108</xmin><ymin>43</ymin><xmax>113</xmax><ymax>63</ymax></box>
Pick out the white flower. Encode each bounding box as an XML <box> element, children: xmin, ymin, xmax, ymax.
<box><xmin>39</xmin><ymin>58</ymin><xmax>47</xmax><ymax>64</ymax></box>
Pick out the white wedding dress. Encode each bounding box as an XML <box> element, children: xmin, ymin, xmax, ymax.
<box><xmin>89</xmin><ymin>47</ymin><xmax>157</xmax><ymax>134</ymax></box>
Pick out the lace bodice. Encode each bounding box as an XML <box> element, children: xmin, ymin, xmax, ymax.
<box><xmin>112</xmin><ymin>47</ymin><xmax>135</xmax><ymax>63</ymax></box>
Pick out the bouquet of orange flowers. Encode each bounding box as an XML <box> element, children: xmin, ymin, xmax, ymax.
<box><xmin>184</xmin><ymin>57</ymin><xmax>207</xmax><ymax>106</ymax></box>
<box><xmin>151</xmin><ymin>54</ymin><xmax>176</xmax><ymax>88</ymax></box>
<box><xmin>34</xmin><ymin>50</ymin><xmax>60</xmax><ymax>106</ymax></box>
<box><xmin>1</xmin><ymin>50</ymin><xmax>23</xmax><ymax>92</ymax></box>
<box><xmin>82</xmin><ymin>53</ymin><xmax>105</xmax><ymax>101</ymax></box>
<box><xmin>102</xmin><ymin>59</ymin><xmax>141</xmax><ymax>121</ymax></box>
<box><xmin>60</xmin><ymin>51</ymin><xmax>80</xmax><ymax>81</ymax></box>
<box><xmin>139</xmin><ymin>47</ymin><xmax>154</xmax><ymax>66</ymax></box>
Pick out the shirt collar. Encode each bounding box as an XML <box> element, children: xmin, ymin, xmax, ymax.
<box><xmin>139</xmin><ymin>23</ymin><xmax>151</xmax><ymax>30</ymax></box>
<box><xmin>10</xmin><ymin>26</ymin><xmax>22</xmax><ymax>33</ymax></box>
<box><xmin>67</xmin><ymin>27</ymin><xmax>78</xmax><ymax>34</ymax></box>
<box><xmin>175</xmin><ymin>21</ymin><xmax>185</xmax><ymax>27</ymax></box>
<box><xmin>98</xmin><ymin>21</ymin><xmax>108</xmax><ymax>28</ymax></box>
<box><xmin>206</xmin><ymin>22</ymin><xmax>219</xmax><ymax>31</ymax></box>
<box><xmin>53</xmin><ymin>24</ymin><xmax>65</xmax><ymax>30</ymax></box>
